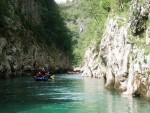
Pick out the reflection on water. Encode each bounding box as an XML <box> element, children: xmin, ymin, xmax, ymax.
<box><xmin>83</xmin><ymin>77</ymin><xmax>150</xmax><ymax>113</ymax></box>
<box><xmin>0</xmin><ymin>74</ymin><xmax>150</xmax><ymax>113</ymax></box>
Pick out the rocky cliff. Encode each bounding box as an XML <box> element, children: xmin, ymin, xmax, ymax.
<box><xmin>82</xmin><ymin>0</ymin><xmax>150</xmax><ymax>99</ymax></box>
<box><xmin>0</xmin><ymin>0</ymin><xmax>71</xmax><ymax>78</ymax></box>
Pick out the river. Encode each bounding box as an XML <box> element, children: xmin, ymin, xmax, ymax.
<box><xmin>0</xmin><ymin>74</ymin><xmax>150</xmax><ymax>113</ymax></box>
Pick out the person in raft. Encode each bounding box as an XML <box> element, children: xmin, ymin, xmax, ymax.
<box><xmin>45</xmin><ymin>71</ymin><xmax>50</xmax><ymax>78</ymax></box>
<box><xmin>35</xmin><ymin>72</ymin><xmax>42</xmax><ymax>78</ymax></box>
<box><xmin>41</xmin><ymin>68</ymin><xmax>46</xmax><ymax>76</ymax></box>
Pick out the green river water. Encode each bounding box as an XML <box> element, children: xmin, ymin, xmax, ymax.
<box><xmin>0</xmin><ymin>74</ymin><xmax>150</xmax><ymax>113</ymax></box>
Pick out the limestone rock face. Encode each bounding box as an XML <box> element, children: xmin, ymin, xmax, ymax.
<box><xmin>82</xmin><ymin>0</ymin><xmax>150</xmax><ymax>99</ymax></box>
<box><xmin>130</xmin><ymin>0</ymin><xmax>150</xmax><ymax>35</ymax></box>
<box><xmin>0</xmin><ymin>38</ymin><xmax>7</xmax><ymax>54</ymax></box>
<box><xmin>100</xmin><ymin>18</ymin><xmax>131</xmax><ymax>90</ymax></box>
<box><xmin>82</xmin><ymin>43</ymin><xmax>99</xmax><ymax>78</ymax></box>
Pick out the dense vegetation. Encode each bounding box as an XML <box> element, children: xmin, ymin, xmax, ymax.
<box><xmin>59</xmin><ymin>0</ymin><xmax>131</xmax><ymax>66</ymax></box>
<box><xmin>35</xmin><ymin>0</ymin><xmax>73</xmax><ymax>53</ymax></box>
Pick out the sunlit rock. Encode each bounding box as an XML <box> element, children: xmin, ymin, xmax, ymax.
<box><xmin>82</xmin><ymin>0</ymin><xmax>150</xmax><ymax>99</ymax></box>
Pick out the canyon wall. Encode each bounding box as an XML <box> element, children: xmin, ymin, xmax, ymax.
<box><xmin>82</xmin><ymin>0</ymin><xmax>150</xmax><ymax>99</ymax></box>
<box><xmin>0</xmin><ymin>0</ymin><xmax>71</xmax><ymax>78</ymax></box>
